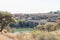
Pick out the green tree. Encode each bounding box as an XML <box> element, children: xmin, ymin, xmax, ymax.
<box><xmin>0</xmin><ymin>11</ymin><xmax>16</xmax><ymax>32</ymax></box>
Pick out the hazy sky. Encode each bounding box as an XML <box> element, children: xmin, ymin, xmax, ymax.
<box><xmin>0</xmin><ymin>0</ymin><xmax>60</xmax><ymax>14</ymax></box>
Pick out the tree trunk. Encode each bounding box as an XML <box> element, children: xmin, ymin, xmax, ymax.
<box><xmin>0</xmin><ymin>25</ymin><xmax>4</xmax><ymax>32</ymax></box>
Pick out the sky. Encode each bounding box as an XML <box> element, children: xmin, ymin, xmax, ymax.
<box><xmin>0</xmin><ymin>0</ymin><xmax>60</xmax><ymax>14</ymax></box>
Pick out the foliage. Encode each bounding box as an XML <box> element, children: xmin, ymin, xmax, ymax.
<box><xmin>35</xmin><ymin>23</ymin><xmax>58</xmax><ymax>32</ymax></box>
<box><xmin>44</xmin><ymin>23</ymin><xmax>57</xmax><ymax>31</ymax></box>
<box><xmin>10</xmin><ymin>28</ymin><xmax>16</xmax><ymax>33</ymax></box>
<box><xmin>55</xmin><ymin>20</ymin><xmax>60</xmax><ymax>29</ymax></box>
<box><xmin>9</xmin><ymin>22</ymin><xmax>16</xmax><ymax>28</ymax></box>
<box><xmin>0</xmin><ymin>11</ymin><xmax>16</xmax><ymax>32</ymax></box>
<box><xmin>34</xmin><ymin>25</ymin><xmax>46</xmax><ymax>31</ymax></box>
<box><xmin>15</xmin><ymin>21</ymin><xmax>38</xmax><ymax>28</ymax></box>
<box><xmin>3</xmin><ymin>26</ymin><xmax>16</xmax><ymax>33</ymax></box>
<box><xmin>1</xmin><ymin>29</ymin><xmax>60</xmax><ymax>40</ymax></box>
<box><xmin>56</xmin><ymin>19</ymin><xmax>60</xmax><ymax>25</ymax></box>
<box><xmin>30</xmin><ymin>30</ymin><xmax>59</xmax><ymax>40</ymax></box>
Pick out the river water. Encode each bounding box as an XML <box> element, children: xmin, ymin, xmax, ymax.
<box><xmin>13</xmin><ymin>30</ymin><xmax>30</xmax><ymax>34</ymax></box>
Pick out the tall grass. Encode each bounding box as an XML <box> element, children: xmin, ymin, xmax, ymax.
<box><xmin>15</xmin><ymin>30</ymin><xmax>60</xmax><ymax>40</ymax></box>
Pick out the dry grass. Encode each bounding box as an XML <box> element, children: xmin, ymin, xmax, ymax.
<box><xmin>0</xmin><ymin>29</ymin><xmax>17</xmax><ymax>40</ymax></box>
<box><xmin>1</xmin><ymin>29</ymin><xmax>60</xmax><ymax>40</ymax></box>
<box><xmin>16</xmin><ymin>33</ymin><xmax>35</xmax><ymax>40</ymax></box>
<box><xmin>15</xmin><ymin>30</ymin><xmax>60</xmax><ymax>40</ymax></box>
<box><xmin>30</xmin><ymin>30</ymin><xmax>60</xmax><ymax>40</ymax></box>
<box><xmin>35</xmin><ymin>22</ymin><xmax>58</xmax><ymax>31</ymax></box>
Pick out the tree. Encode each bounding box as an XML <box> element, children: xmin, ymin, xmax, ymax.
<box><xmin>0</xmin><ymin>11</ymin><xmax>16</xmax><ymax>32</ymax></box>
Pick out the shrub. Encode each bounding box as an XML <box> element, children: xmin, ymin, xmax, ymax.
<box><xmin>30</xmin><ymin>30</ymin><xmax>59</xmax><ymax>40</ymax></box>
<box><xmin>56</xmin><ymin>19</ymin><xmax>60</xmax><ymax>25</ymax></box>
<box><xmin>44</xmin><ymin>23</ymin><xmax>57</xmax><ymax>31</ymax></box>
<box><xmin>35</xmin><ymin>22</ymin><xmax>58</xmax><ymax>32</ymax></box>
<box><xmin>34</xmin><ymin>25</ymin><xmax>46</xmax><ymax>31</ymax></box>
<box><xmin>17</xmin><ymin>32</ymin><xmax>35</xmax><ymax>40</ymax></box>
<box><xmin>4</xmin><ymin>26</ymin><xmax>16</xmax><ymax>33</ymax></box>
<box><xmin>10</xmin><ymin>28</ymin><xmax>16</xmax><ymax>33</ymax></box>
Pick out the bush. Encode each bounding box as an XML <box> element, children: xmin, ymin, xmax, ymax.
<box><xmin>56</xmin><ymin>19</ymin><xmax>60</xmax><ymax>25</ymax></box>
<box><xmin>44</xmin><ymin>23</ymin><xmax>57</xmax><ymax>31</ymax></box>
<box><xmin>4</xmin><ymin>26</ymin><xmax>16</xmax><ymax>33</ymax></box>
<box><xmin>34</xmin><ymin>25</ymin><xmax>46</xmax><ymax>31</ymax></box>
<box><xmin>10</xmin><ymin>28</ymin><xmax>16</xmax><ymax>33</ymax></box>
<box><xmin>30</xmin><ymin>30</ymin><xmax>59</xmax><ymax>40</ymax></box>
<box><xmin>35</xmin><ymin>22</ymin><xmax>58</xmax><ymax>32</ymax></box>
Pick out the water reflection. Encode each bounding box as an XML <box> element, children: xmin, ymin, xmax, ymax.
<box><xmin>13</xmin><ymin>31</ymin><xmax>30</xmax><ymax>34</ymax></box>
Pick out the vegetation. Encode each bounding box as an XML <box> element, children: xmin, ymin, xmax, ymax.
<box><xmin>0</xmin><ymin>11</ymin><xmax>16</xmax><ymax>32</ymax></box>
<box><xmin>0</xmin><ymin>11</ymin><xmax>60</xmax><ymax>40</ymax></box>
<box><xmin>9</xmin><ymin>20</ymin><xmax>38</xmax><ymax>28</ymax></box>
<box><xmin>30</xmin><ymin>30</ymin><xmax>60</xmax><ymax>40</ymax></box>
<box><xmin>35</xmin><ymin>23</ymin><xmax>57</xmax><ymax>31</ymax></box>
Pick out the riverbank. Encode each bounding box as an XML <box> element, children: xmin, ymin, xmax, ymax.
<box><xmin>1</xmin><ymin>29</ymin><xmax>60</xmax><ymax>40</ymax></box>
